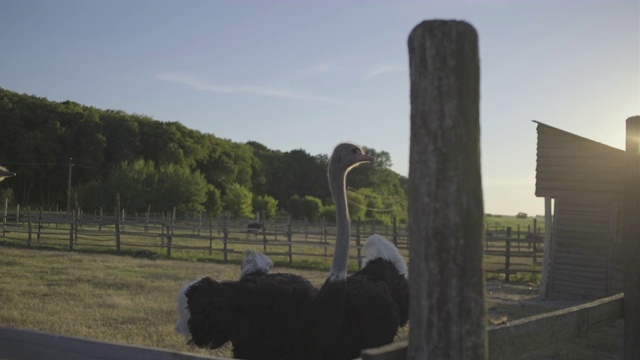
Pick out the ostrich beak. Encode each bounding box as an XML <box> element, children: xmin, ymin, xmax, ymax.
<box><xmin>357</xmin><ymin>153</ymin><xmax>374</xmax><ymax>163</ymax></box>
<box><xmin>0</xmin><ymin>169</ymin><xmax>15</xmax><ymax>179</ymax></box>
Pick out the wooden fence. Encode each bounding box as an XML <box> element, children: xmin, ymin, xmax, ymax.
<box><xmin>1</xmin><ymin>204</ymin><xmax>543</xmax><ymax>278</ymax></box>
<box><xmin>360</xmin><ymin>293</ymin><xmax>625</xmax><ymax>360</ymax></box>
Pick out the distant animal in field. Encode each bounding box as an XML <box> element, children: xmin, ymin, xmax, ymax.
<box><xmin>176</xmin><ymin>143</ymin><xmax>408</xmax><ymax>360</ymax></box>
<box><xmin>246</xmin><ymin>222</ymin><xmax>265</xmax><ymax>240</ymax></box>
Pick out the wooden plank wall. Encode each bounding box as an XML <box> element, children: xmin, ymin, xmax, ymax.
<box><xmin>534</xmin><ymin>122</ymin><xmax>625</xmax><ymax>299</ymax></box>
<box><xmin>549</xmin><ymin>198</ymin><xmax>623</xmax><ymax>299</ymax></box>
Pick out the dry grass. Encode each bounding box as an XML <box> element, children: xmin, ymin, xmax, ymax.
<box><xmin>0</xmin><ymin>246</ymin><xmax>622</xmax><ymax>359</ymax></box>
<box><xmin>0</xmin><ymin>246</ymin><xmax>327</xmax><ymax>359</ymax></box>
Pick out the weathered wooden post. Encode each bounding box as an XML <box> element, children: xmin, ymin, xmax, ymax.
<box><xmin>209</xmin><ymin>216</ymin><xmax>214</xmax><ymax>256</ymax></box>
<box><xmin>27</xmin><ymin>207</ymin><xmax>32</xmax><ymax>247</ymax></box>
<box><xmin>223</xmin><ymin>216</ymin><xmax>229</xmax><ymax>263</ymax></box>
<box><xmin>98</xmin><ymin>207</ymin><xmax>103</xmax><ymax>231</ymax></box>
<box><xmin>505</xmin><ymin>227</ymin><xmax>512</xmax><ymax>283</ymax></box>
<box><xmin>356</xmin><ymin>218</ymin><xmax>362</xmax><ymax>269</ymax></box>
<box><xmin>408</xmin><ymin>20</ymin><xmax>486</xmax><ymax>359</ymax></box>
<box><xmin>69</xmin><ymin>209</ymin><xmax>75</xmax><ymax>251</ymax></box>
<box><xmin>37</xmin><ymin>207</ymin><xmax>43</xmax><ymax>242</ymax></box>
<box><xmin>167</xmin><ymin>207</ymin><xmax>176</xmax><ymax>259</ymax></box>
<box><xmin>624</xmin><ymin>115</ymin><xmax>640</xmax><ymax>359</ymax></box>
<box><xmin>2</xmin><ymin>197</ymin><xmax>7</xmax><ymax>238</ymax></box>
<box><xmin>286</xmin><ymin>215</ymin><xmax>293</xmax><ymax>267</ymax></box>
<box><xmin>392</xmin><ymin>217</ymin><xmax>398</xmax><ymax>247</ymax></box>
<box><xmin>115</xmin><ymin>194</ymin><xmax>121</xmax><ymax>254</ymax></box>
<box><xmin>145</xmin><ymin>205</ymin><xmax>150</xmax><ymax>234</ymax></box>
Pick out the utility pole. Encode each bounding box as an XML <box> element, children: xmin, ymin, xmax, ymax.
<box><xmin>67</xmin><ymin>158</ymin><xmax>74</xmax><ymax>213</ymax></box>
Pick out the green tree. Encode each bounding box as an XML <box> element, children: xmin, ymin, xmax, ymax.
<box><xmin>75</xmin><ymin>180</ymin><xmax>106</xmax><ymax>211</ymax></box>
<box><xmin>253</xmin><ymin>194</ymin><xmax>278</xmax><ymax>219</ymax></box>
<box><xmin>0</xmin><ymin>188</ymin><xmax>15</xmax><ymax>205</ymax></box>
<box><xmin>154</xmin><ymin>164</ymin><xmax>208</xmax><ymax>213</ymax></box>
<box><xmin>223</xmin><ymin>182</ymin><xmax>253</xmax><ymax>218</ymax></box>
<box><xmin>205</xmin><ymin>185</ymin><xmax>223</xmax><ymax>217</ymax></box>
<box><xmin>299</xmin><ymin>195</ymin><xmax>323</xmax><ymax>221</ymax></box>
<box><xmin>346</xmin><ymin>190</ymin><xmax>367</xmax><ymax>221</ymax></box>
<box><xmin>287</xmin><ymin>194</ymin><xmax>302</xmax><ymax>219</ymax></box>
<box><xmin>320</xmin><ymin>204</ymin><xmax>336</xmax><ymax>222</ymax></box>
<box><xmin>107</xmin><ymin>159</ymin><xmax>157</xmax><ymax>211</ymax></box>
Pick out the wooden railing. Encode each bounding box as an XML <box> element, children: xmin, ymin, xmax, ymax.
<box><xmin>360</xmin><ymin>293</ymin><xmax>624</xmax><ymax>360</ymax></box>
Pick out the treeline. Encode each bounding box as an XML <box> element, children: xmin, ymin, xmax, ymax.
<box><xmin>0</xmin><ymin>87</ymin><xmax>408</xmax><ymax>223</ymax></box>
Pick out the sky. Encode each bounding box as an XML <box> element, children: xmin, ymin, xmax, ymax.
<box><xmin>1</xmin><ymin>0</ymin><xmax>638</xmax><ymax>216</ymax></box>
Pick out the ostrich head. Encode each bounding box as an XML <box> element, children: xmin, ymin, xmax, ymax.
<box><xmin>328</xmin><ymin>143</ymin><xmax>374</xmax><ymax>177</ymax></box>
<box><xmin>0</xmin><ymin>166</ymin><xmax>15</xmax><ymax>182</ymax></box>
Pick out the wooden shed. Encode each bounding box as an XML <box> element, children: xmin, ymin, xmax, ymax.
<box><xmin>534</xmin><ymin>121</ymin><xmax>625</xmax><ymax>299</ymax></box>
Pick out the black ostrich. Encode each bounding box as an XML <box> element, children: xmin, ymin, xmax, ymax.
<box><xmin>176</xmin><ymin>143</ymin><xmax>408</xmax><ymax>360</ymax></box>
<box><xmin>305</xmin><ymin>144</ymin><xmax>408</xmax><ymax>360</ymax></box>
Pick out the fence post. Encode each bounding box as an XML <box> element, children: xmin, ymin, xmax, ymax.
<box><xmin>262</xmin><ymin>221</ymin><xmax>267</xmax><ymax>254</ymax></box>
<box><xmin>209</xmin><ymin>216</ymin><xmax>213</xmax><ymax>257</ymax></box>
<box><xmin>68</xmin><ymin>209</ymin><xmax>74</xmax><ymax>251</ymax></box>
<box><xmin>99</xmin><ymin>207</ymin><xmax>103</xmax><ymax>231</ymax></box>
<box><xmin>16</xmin><ymin>204</ymin><xmax>20</xmax><ymax>224</ymax></box>
<box><xmin>407</xmin><ymin>20</ymin><xmax>486</xmax><ymax>359</ymax></box>
<box><xmin>323</xmin><ymin>218</ymin><xmax>328</xmax><ymax>258</ymax></box>
<box><xmin>505</xmin><ymin>227</ymin><xmax>512</xmax><ymax>283</ymax></box>
<box><xmin>37</xmin><ymin>207</ymin><xmax>43</xmax><ymax>242</ymax></box>
<box><xmin>287</xmin><ymin>216</ymin><xmax>293</xmax><ymax>267</ymax></box>
<box><xmin>2</xmin><ymin>197</ymin><xmax>7</xmax><ymax>238</ymax></box>
<box><xmin>145</xmin><ymin>205</ymin><xmax>150</xmax><ymax>234</ymax></box>
<box><xmin>624</xmin><ymin>115</ymin><xmax>640</xmax><ymax>358</ymax></box>
<box><xmin>27</xmin><ymin>207</ymin><xmax>32</xmax><ymax>247</ymax></box>
<box><xmin>73</xmin><ymin>204</ymin><xmax>79</xmax><ymax>246</ymax></box>
<box><xmin>392</xmin><ymin>217</ymin><xmax>398</xmax><ymax>247</ymax></box>
<box><xmin>356</xmin><ymin>218</ymin><xmax>362</xmax><ymax>269</ymax></box>
<box><xmin>167</xmin><ymin>207</ymin><xmax>176</xmax><ymax>260</ymax></box>
<box><xmin>532</xmin><ymin>218</ymin><xmax>538</xmax><ymax>264</ymax></box>
<box><xmin>223</xmin><ymin>216</ymin><xmax>228</xmax><ymax>263</ymax></box>
<box><xmin>115</xmin><ymin>194</ymin><xmax>121</xmax><ymax>254</ymax></box>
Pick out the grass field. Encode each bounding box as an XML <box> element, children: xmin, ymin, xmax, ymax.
<box><xmin>0</xmin><ymin>246</ymin><xmax>325</xmax><ymax>358</ymax></box>
<box><xmin>0</xmin><ymin>246</ymin><xmax>623</xmax><ymax>359</ymax></box>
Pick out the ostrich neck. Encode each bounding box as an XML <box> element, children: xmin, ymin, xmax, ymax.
<box><xmin>328</xmin><ymin>168</ymin><xmax>350</xmax><ymax>281</ymax></box>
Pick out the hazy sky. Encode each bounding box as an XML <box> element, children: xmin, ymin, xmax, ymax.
<box><xmin>1</xmin><ymin>0</ymin><xmax>638</xmax><ymax>216</ymax></box>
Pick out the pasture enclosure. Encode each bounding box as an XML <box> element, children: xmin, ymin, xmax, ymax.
<box><xmin>1</xmin><ymin>203</ymin><xmax>543</xmax><ymax>281</ymax></box>
<box><xmin>3</xmin><ymin>18</ymin><xmax>635</xmax><ymax>360</ymax></box>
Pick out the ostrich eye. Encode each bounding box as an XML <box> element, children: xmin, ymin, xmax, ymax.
<box><xmin>351</xmin><ymin>148</ymin><xmax>359</xmax><ymax>154</ymax></box>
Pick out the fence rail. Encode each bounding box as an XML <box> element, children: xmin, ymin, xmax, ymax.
<box><xmin>360</xmin><ymin>293</ymin><xmax>624</xmax><ymax>360</ymax></box>
<box><xmin>1</xmin><ymin>294</ymin><xmax>623</xmax><ymax>360</ymax></box>
<box><xmin>1</xmin><ymin>207</ymin><xmax>543</xmax><ymax>277</ymax></box>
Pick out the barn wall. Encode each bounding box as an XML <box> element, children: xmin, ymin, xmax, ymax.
<box><xmin>548</xmin><ymin>198</ymin><xmax>623</xmax><ymax>299</ymax></box>
<box><xmin>534</xmin><ymin>122</ymin><xmax>625</xmax><ymax>300</ymax></box>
